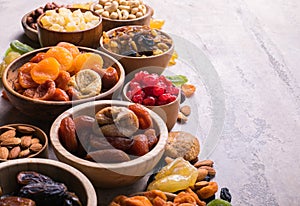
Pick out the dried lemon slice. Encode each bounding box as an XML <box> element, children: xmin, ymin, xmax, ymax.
<box><xmin>69</xmin><ymin>69</ymin><xmax>102</xmax><ymax>99</ymax></box>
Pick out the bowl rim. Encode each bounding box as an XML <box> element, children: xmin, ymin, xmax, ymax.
<box><xmin>0</xmin><ymin>123</ymin><xmax>48</xmax><ymax>161</ymax></box>
<box><xmin>100</xmin><ymin>25</ymin><xmax>174</xmax><ymax>60</ymax></box>
<box><xmin>50</xmin><ymin>100</ymin><xmax>168</xmax><ymax>170</ymax></box>
<box><xmin>122</xmin><ymin>81</ymin><xmax>181</xmax><ymax>109</ymax></box>
<box><xmin>91</xmin><ymin>3</ymin><xmax>153</xmax><ymax>23</ymax></box>
<box><xmin>2</xmin><ymin>46</ymin><xmax>125</xmax><ymax>106</ymax></box>
<box><xmin>0</xmin><ymin>157</ymin><xmax>97</xmax><ymax>205</ymax></box>
<box><xmin>37</xmin><ymin>7</ymin><xmax>102</xmax><ymax>34</ymax></box>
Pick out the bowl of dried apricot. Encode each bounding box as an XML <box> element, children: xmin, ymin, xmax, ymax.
<box><xmin>0</xmin><ymin>124</ymin><xmax>48</xmax><ymax>162</ymax></box>
<box><xmin>50</xmin><ymin>100</ymin><xmax>168</xmax><ymax>188</ymax></box>
<box><xmin>100</xmin><ymin>25</ymin><xmax>174</xmax><ymax>75</ymax></box>
<box><xmin>2</xmin><ymin>42</ymin><xmax>125</xmax><ymax>122</ymax></box>
<box><xmin>37</xmin><ymin>7</ymin><xmax>102</xmax><ymax>48</ymax></box>
<box><xmin>0</xmin><ymin>158</ymin><xmax>97</xmax><ymax>205</ymax></box>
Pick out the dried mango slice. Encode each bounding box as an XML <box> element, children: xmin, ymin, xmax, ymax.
<box><xmin>45</xmin><ymin>46</ymin><xmax>73</xmax><ymax>72</ymax></box>
<box><xmin>68</xmin><ymin>69</ymin><xmax>102</xmax><ymax>99</ymax></box>
<box><xmin>168</xmin><ymin>50</ymin><xmax>178</xmax><ymax>66</ymax></box>
<box><xmin>150</xmin><ymin>18</ymin><xmax>165</xmax><ymax>30</ymax></box>
<box><xmin>30</xmin><ymin>57</ymin><xmax>60</xmax><ymax>84</ymax></box>
<box><xmin>72</xmin><ymin>52</ymin><xmax>104</xmax><ymax>74</ymax></box>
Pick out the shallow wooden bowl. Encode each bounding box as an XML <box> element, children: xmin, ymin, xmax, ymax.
<box><xmin>21</xmin><ymin>11</ymin><xmax>39</xmax><ymax>42</ymax></box>
<box><xmin>37</xmin><ymin>8</ymin><xmax>102</xmax><ymax>48</ymax></box>
<box><xmin>122</xmin><ymin>82</ymin><xmax>181</xmax><ymax>131</ymax></box>
<box><xmin>2</xmin><ymin>47</ymin><xmax>125</xmax><ymax>122</ymax></box>
<box><xmin>100</xmin><ymin>25</ymin><xmax>174</xmax><ymax>75</ymax></box>
<box><xmin>0</xmin><ymin>158</ymin><xmax>97</xmax><ymax>205</ymax></box>
<box><xmin>90</xmin><ymin>4</ymin><xmax>153</xmax><ymax>32</ymax></box>
<box><xmin>50</xmin><ymin>100</ymin><xmax>168</xmax><ymax>188</ymax></box>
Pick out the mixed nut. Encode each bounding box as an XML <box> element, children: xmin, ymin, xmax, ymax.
<box><xmin>0</xmin><ymin>125</ymin><xmax>45</xmax><ymax>160</ymax></box>
<box><xmin>58</xmin><ymin>103</ymin><xmax>159</xmax><ymax>163</ymax></box>
<box><xmin>93</xmin><ymin>0</ymin><xmax>148</xmax><ymax>20</ymax></box>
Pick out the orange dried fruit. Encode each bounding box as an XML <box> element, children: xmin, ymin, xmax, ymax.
<box><xmin>18</xmin><ymin>62</ymin><xmax>38</xmax><ymax>89</ymax></box>
<box><xmin>30</xmin><ymin>57</ymin><xmax>60</xmax><ymax>84</ymax></box>
<box><xmin>181</xmin><ymin>83</ymin><xmax>196</xmax><ymax>97</ymax></box>
<box><xmin>72</xmin><ymin>52</ymin><xmax>103</xmax><ymax>74</ymax></box>
<box><xmin>29</xmin><ymin>52</ymin><xmax>46</xmax><ymax>63</ymax></box>
<box><xmin>57</xmin><ymin>42</ymin><xmax>80</xmax><ymax>58</ymax></box>
<box><xmin>45</xmin><ymin>46</ymin><xmax>73</xmax><ymax>72</ymax></box>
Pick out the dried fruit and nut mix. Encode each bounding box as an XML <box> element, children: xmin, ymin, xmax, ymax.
<box><xmin>0</xmin><ymin>171</ymin><xmax>82</xmax><ymax>206</ymax></box>
<box><xmin>0</xmin><ymin>125</ymin><xmax>45</xmax><ymax>160</ymax></box>
<box><xmin>58</xmin><ymin>103</ymin><xmax>160</xmax><ymax>163</ymax></box>
<box><xmin>40</xmin><ymin>8</ymin><xmax>100</xmax><ymax>32</ymax></box>
<box><xmin>126</xmin><ymin>71</ymin><xmax>180</xmax><ymax>106</ymax></box>
<box><xmin>93</xmin><ymin>0</ymin><xmax>148</xmax><ymax>20</ymax></box>
<box><xmin>102</xmin><ymin>26</ymin><xmax>173</xmax><ymax>57</ymax></box>
<box><xmin>12</xmin><ymin>42</ymin><xmax>119</xmax><ymax>101</ymax></box>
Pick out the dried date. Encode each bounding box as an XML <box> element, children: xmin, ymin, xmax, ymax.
<box><xmin>58</xmin><ymin>117</ymin><xmax>78</xmax><ymax>154</ymax></box>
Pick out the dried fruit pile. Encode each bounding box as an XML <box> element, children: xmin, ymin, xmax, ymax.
<box><xmin>0</xmin><ymin>171</ymin><xmax>82</xmax><ymax>206</ymax></box>
<box><xmin>12</xmin><ymin>42</ymin><xmax>119</xmax><ymax>101</ymax></box>
<box><xmin>58</xmin><ymin>103</ymin><xmax>159</xmax><ymax>163</ymax></box>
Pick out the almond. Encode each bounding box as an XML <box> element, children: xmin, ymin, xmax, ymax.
<box><xmin>8</xmin><ymin>146</ymin><xmax>21</xmax><ymax>159</ymax></box>
<box><xmin>199</xmin><ymin>165</ymin><xmax>216</xmax><ymax>177</ymax></box>
<box><xmin>194</xmin><ymin>159</ymin><xmax>214</xmax><ymax>168</ymax></box>
<box><xmin>19</xmin><ymin>149</ymin><xmax>31</xmax><ymax>158</ymax></box>
<box><xmin>29</xmin><ymin>143</ymin><xmax>43</xmax><ymax>152</ymax></box>
<box><xmin>0</xmin><ymin>137</ymin><xmax>21</xmax><ymax>147</ymax></box>
<box><xmin>21</xmin><ymin>136</ymin><xmax>32</xmax><ymax>148</ymax></box>
<box><xmin>197</xmin><ymin>168</ymin><xmax>209</xmax><ymax>182</ymax></box>
<box><xmin>0</xmin><ymin>129</ymin><xmax>16</xmax><ymax>142</ymax></box>
<box><xmin>0</xmin><ymin>147</ymin><xmax>9</xmax><ymax>160</ymax></box>
<box><xmin>16</xmin><ymin>125</ymin><xmax>35</xmax><ymax>134</ymax></box>
<box><xmin>180</xmin><ymin>105</ymin><xmax>191</xmax><ymax>116</ymax></box>
<box><xmin>31</xmin><ymin>138</ymin><xmax>40</xmax><ymax>144</ymax></box>
<box><xmin>194</xmin><ymin>181</ymin><xmax>209</xmax><ymax>190</ymax></box>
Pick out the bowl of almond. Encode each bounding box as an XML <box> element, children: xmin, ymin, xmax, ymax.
<box><xmin>0</xmin><ymin>124</ymin><xmax>48</xmax><ymax>162</ymax></box>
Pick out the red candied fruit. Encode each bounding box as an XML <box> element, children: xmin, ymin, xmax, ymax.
<box><xmin>128</xmin><ymin>71</ymin><xmax>179</xmax><ymax>106</ymax></box>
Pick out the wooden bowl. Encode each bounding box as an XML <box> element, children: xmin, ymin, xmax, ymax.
<box><xmin>21</xmin><ymin>11</ymin><xmax>39</xmax><ymax>42</ymax></box>
<box><xmin>100</xmin><ymin>25</ymin><xmax>174</xmax><ymax>75</ymax></box>
<box><xmin>2</xmin><ymin>47</ymin><xmax>125</xmax><ymax>122</ymax></box>
<box><xmin>0</xmin><ymin>124</ymin><xmax>48</xmax><ymax>162</ymax></box>
<box><xmin>90</xmin><ymin>4</ymin><xmax>153</xmax><ymax>31</ymax></box>
<box><xmin>50</xmin><ymin>100</ymin><xmax>168</xmax><ymax>188</ymax></box>
<box><xmin>0</xmin><ymin>158</ymin><xmax>97</xmax><ymax>205</ymax></box>
<box><xmin>122</xmin><ymin>82</ymin><xmax>180</xmax><ymax>131</ymax></box>
<box><xmin>37</xmin><ymin>8</ymin><xmax>102</xmax><ymax>48</ymax></box>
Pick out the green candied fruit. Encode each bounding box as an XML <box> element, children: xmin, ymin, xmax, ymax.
<box><xmin>207</xmin><ymin>199</ymin><xmax>232</xmax><ymax>206</ymax></box>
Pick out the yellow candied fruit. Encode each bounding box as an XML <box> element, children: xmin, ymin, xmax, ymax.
<box><xmin>150</xmin><ymin>18</ymin><xmax>165</xmax><ymax>30</ymax></box>
<box><xmin>168</xmin><ymin>50</ymin><xmax>178</xmax><ymax>66</ymax></box>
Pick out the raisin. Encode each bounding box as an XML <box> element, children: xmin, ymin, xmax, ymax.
<box><xmin>220</xmin><ymin>187</ymin><xmax>232</xmax><ymax>203</ymax></box>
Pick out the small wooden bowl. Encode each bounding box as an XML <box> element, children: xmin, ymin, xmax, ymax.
<box><xmin>2</xmin><ymin>47</ymin><xmax>125</xmax><ymax>122</ymax></box>
<box><xmin>90</xmin><ymin>4</ymin><xmax>153</xmax><ymax>31</ymax></box>
<box><xmin>122</xmin><ymin>82</ymin><xmax>181</xmax><ymax>131</ymax></box>
<box><xmin>100</xmin><ymin>25</ymin><xmax>174</xmax><ymax>75</ymax></box>
<box><xmin>50</xmin><ymin>100</ymin><xmax>169</xmax><ymax>188</ymax></box>
<box><xmin>0</xmin><ymin>158</ymin><xmax>97</xmax><ymax>205</ymax></box>
<box><xmin>21</xmin><ymin>11</ymin><xmax>39</xmax><ymax>42</ymax></box>
<box><xmin>37</xmin><ymin>8</ymin><xmax>102</xmax><ymax>48</ymax></box>
<box><xmin>0</xmin><ymin>123</ymin><xmax>48</xmax><ymax>162</ymax></box>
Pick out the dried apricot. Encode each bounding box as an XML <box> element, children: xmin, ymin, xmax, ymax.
<box><xmin>29</xmin><ymin>52</ymin><xmax>46</xmax><ymax>63</ymax></box>
<box><xmin>124</xmin><ymin>196</ymin><xmax>153</xmax><ymax>206</ymax></box>
<box><xmin>30</xmin><ymin>57</ymin><xmax>60</xmax><ymax>84</ymax></box>
<box><xmin>18</xmin><ymin>62</ymin><xmax>38</xmax><ymax>89</ymax></box>
<box><xmin>45</xmin><ymin>46</ymin><xmax>73</xmax><ymax>72</ymax></box>
<box><xmin>52</xmin><ymin>88</ymin><xmax>70</xmax><ymax>101</ymax></box>
<box><xmin>55</xmin><ymin>70</ymin><xmax>71</xmax><ymax>90</ymax></box>
<box><xmin>72</xmin><ymin>52</ymin><xmax>103</xmax><ymax>74</ymax></box>
<box><xmin>32</xmin><ymin>80</ymin><xmax>56</xmax><ymax>100</ymax></box>
<box><xmin>57</xmin><ymin>42</ymin><xmax>80</xmax><ymax>58</ymax></box>
<box><xmin>181</xmin><ymin>84</ymin><xmax>196</xmax><ymax>97</ymax></box>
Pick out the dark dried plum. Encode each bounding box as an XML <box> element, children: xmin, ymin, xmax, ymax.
<box><xmin>220</xmin><ymin>187</ymin><xmax>232</xmax><ymax>203</ymax></box>
<box><xmin>18</xmin><ymin>182</ymin><xmax>67</xmax><ymax>206</ymax></box>
<box><xmin>17</xmin><ymin>171</ymin><xmax>53</xmax><ymax>185</ymax></box>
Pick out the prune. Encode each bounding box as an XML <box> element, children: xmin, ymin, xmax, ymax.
<box><xmin>17</xmin><ymin>171</ymin><xmax>53</xmax><ymax>185</ymax></box>
<box><xmin>220</xmin><ymin>187</ymin><xmax>232</xmax><ymax>203</ymax></box>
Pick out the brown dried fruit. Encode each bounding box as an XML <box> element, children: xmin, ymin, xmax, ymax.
<box><xmin>86</xmin><ymin>149</ymin><xmax>130</xmax><ymax>163</ymax></box>
<box><xmin>199</xmin><ymin>166</ymin><xmax>216</xmax><ymax>177</ymax></box>
<box><xmin>197</xmin><ymin>168</ymin><xmax>209</xmax><ymax>182</ymax></box>
<box><xmin>58</xmin><ymin>116</ymin><xmax>78</xmax><ymax>153</ymax></box>
<box><xmin>194</xmin><ymin>181</ymin><xmax>209</xmax><ymax>190</ymax></box>
<box><xmin>0</xmin><ymin>196</ymin><xmax>36</xmax><ymax>206</ymax></box>
<box><xmin>19</xmin><ymin>149</ymin><xmax>31</xmax><ymax>158</ymax></box>
<box><xmin>8</xmin><ymin>146</ymin><xmax>21</xmax><ymax>159</ymax></box>
<box><xmin>128</xmin><ymin>104</ymin><xmax>153</xmax><ymax>130</ymax></box>
<box><xmin>181</xmin><ymin>83</ymin><xmax>196</xmax><ymax>97</ymax></box>
<box><xmin>0</xmin><ymin>147</ymin><xmax>9</xmax><ymax>160</ymax></box>
<box><xmin>180</xmin><ymin>105</ymin><xmax>191</xmax><ymax>116</ymax></box>
<box><xmin>177</xmin><ymin>112</ymin><xmax>188</xmax><ymax>123</ymax></box>
<box><xmin>0</xmin><ymin>129</ymin><xmax>16</xmax><ymax>142</ymax></box>
<box><xmin>1</xmin><ymin>137</ymin><xmax>21</xmax><ymax>147</ymax></box>
<box><xmin>21</xmin><ymin>135</ymin><xmax>32</xmax><ymax>148</ymax></box>
<box><xmin>196</xmin><ymin>181</ymin><xmax>218</xmax><ymax>200</ymax></box>
<box><xmin>144</xmin><ymin>129</ymin><xmax>158</xmax><ymax>149</ymax></box>
<box><xmin>30</xmin><ymin>143</ymin><xmax>43</xmax><ymax>152</ymax></box>
<box><xmin>173</xmin><ymin>191</ymin><xmax>197</xmax><ymax>204</ymax></box>
<box><xmin>106</xmin><ymin>136</ymin><xmax>133</xmax><ymax>151</ymax></box>
<box><xmin>124</xmin><ymin>196</ymin><xmax>152</xmax><ymax>206</ymax></box>
<box><xmin>185</xmin><ymin>188</ymin><xmax>206</xmax><ymax>206</ymax></box>
<box><xmin>128</xmin><ymin>134</ymin><xmax>149</xmax><ymax>156</ymax></box>
<box><xmin>194</xmin><ymin>159</ymin><xmax>214</xmax><ymax>168</ymax></box>
<box><xmin>16</xmin><ymin>125</ymin><xmax>35</xmax><ymax>134</ymax></box>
